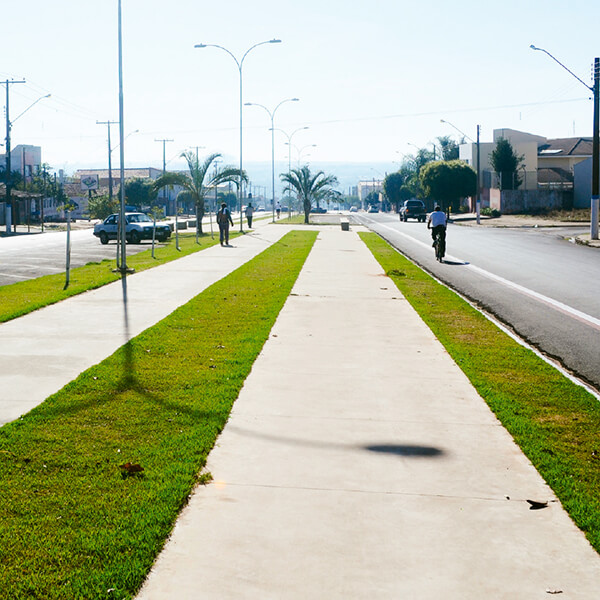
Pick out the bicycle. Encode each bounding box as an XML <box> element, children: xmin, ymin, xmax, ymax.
<box><xmin>433</xmin><ymin>229</ymin><xmax>445</xmax><ymax>262</ymax></box>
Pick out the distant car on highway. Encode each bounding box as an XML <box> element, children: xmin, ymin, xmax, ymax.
<box><xmin>399</xmin><ymin>199</ymin><xmax>427</xmax><ymax>222</ymax></box>
<box><xmin>93</xmin><ymin>212</ymin><xmax>172</xmax><ymax>245</ymax></box>
<box><xmin>367</xmin><ymin>205</ymin><xmax>379</xmax><ymax>213</ymax></box>
<box><xmin>310</xmin><ymin>206</ymin><xmax>327</xmax><ymax>213</ymax></box>
<box><xmin>349</xmin><ymin>206</ymin><xmax>358</xmax><ymax>212</ymax></box>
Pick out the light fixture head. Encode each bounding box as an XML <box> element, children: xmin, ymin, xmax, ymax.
<box><xmin>194</xmin><ymin>43</ymin><xmax>207</xmax><ymax>49</ymax></box>
<box><xmin>270</xmin><ymin>39</ymin><xmax>282</xmax><ymax>44</ymax></box>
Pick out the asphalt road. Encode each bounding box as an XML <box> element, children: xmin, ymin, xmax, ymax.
<box><xmin>354</xmin><ymin>212</ymin><xmax>600</xmax><ymax>392</ymax></box>
<box><xmin>0</xmin><ymin>228</ymin><xmax>152</xmax><ymax>286</ymax></box>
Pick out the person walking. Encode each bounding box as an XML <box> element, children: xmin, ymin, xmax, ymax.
<box><xmin>216</xmin><ymin>202</ymin><xmax>234</xmax><ymax>246</ymax></box>
<box><xmin>275</xmin><ymin>200</ymin><xmax>281</xmax><ymax>219</ymax></box>
<box><xmin>245</xmin><ymin>202</ymin><xmax>254</xmax><ymax>228</ymax></box>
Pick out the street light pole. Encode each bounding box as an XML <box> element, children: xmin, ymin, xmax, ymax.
<box><xmin>97</xmin><ymin>120</ymin><xmax>117</xmax><ymax>202</ymax></box>
<box><xmin>273</xmin><ymin>126</ymin><xmax>309</xmax><ymax>218</ymax></box>
<box><xmin>440</xmin><ymin>118</ymin><xmax>481</xmax><ymax>223</ymax></box>
<box><xmin>245</xmin><ymin>98</ymin><xmax>299</xmax><ymax>223</ymax></box>
<box><xmin>3</xmin><ymin>79</ymin><xmax>34</xmax><ymax>233</ymax></box>
<box><xmin>116</xmin><ymin>0</ymin><xmax>132</xmax><ymax>273</ymax></box>
<box><xmin>194</xmin><ymin>39</ymin><xmax>282</xmax><ymax>233</ymax></box>
<box><xmin>531</xmin><ymin>45</ymin><xmax>599</xmax><ymax>240</ymax></box>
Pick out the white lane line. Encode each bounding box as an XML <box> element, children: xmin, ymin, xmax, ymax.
<box><xmin>363</xmin><ymin>216</ymin><xmax>600</xmax><ymax>333</ymax></box>
<box><xmin>465</xmin><ymin>264</ymin><xmax>600</xmax><ymax>332</ymax></box>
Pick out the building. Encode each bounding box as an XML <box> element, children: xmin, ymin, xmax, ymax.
<box><xmin>0</xmin><ymin>145</ymin><xmax>42</xmax><ymax>182</ymax></box>
<box><xmin>357</xmin><ymin>180</ymin><xmax>383</xmax><ymax>206</ymax></box>
<box><xmin>459</xmin><ymin>128</ymin><xmax>592</xmax><ymax>211</ymax></box>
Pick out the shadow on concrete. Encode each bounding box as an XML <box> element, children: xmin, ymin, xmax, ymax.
<box><xmin>364</xmin><ymin>444</ymin><xmax>444</xmax><ymax>457</ymax></box>
<box><xmin>228</xmin><ymin>425</ymin><xmax>445</xmax><ymax>459</ymax></box>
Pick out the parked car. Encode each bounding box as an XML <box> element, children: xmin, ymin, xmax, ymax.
<box><xmin>310</xmin><ymin>206</ymin><xmax>327</xmax><ymax>213</ymax></box>
<box><xmin>93</xmin><ymin>212</ymin><xmax>172</xmax><ymax>245</ymax></box>
<box><xmin>399</xmin><ymin>200</ymin><xmax>427</xmax><ymax>222</ymax></box>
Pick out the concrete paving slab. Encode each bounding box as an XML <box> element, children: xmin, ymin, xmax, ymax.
<box><xmin>0</xmin><ymin>224</ymin><xmax>287</xmax><ymax>426</ymax></box>
<box><xmin>137</xmin><ymin>227</ymin><xmax>600</xmax><ymax>599</ymax></box>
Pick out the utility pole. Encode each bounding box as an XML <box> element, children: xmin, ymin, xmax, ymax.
<box><xmin>3</xmin><ymin>79</ymin><xmax>26</xmax><ymax>233</ymax></box>
<box><xmin>592</xmin><ymin>57</ymin><xmax>599</xmax><ymax>240</ymax></box>
<box><xmin>155</xmin><ymin>138</ymin><xmax>173</xmax><ymax>213</ymax></box>
<box><xmin>97</xmin><ymin>120</ymin><xmax>118</xmax><ymax>202</ymax></box>
<box><xmin>476</xmin><ymin>125</ymin><xmax>481</xmax><ymax>225</ymax></box>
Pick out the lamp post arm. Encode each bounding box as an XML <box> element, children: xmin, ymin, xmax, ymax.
<box><xmin>12</xmin><ymin>93</ymin><xmax>51</xmax><ymax>124</ymax></box>
<box><xmin>240</xmin><ymin>39</ymin><xmax>281</xmax><ymax>69</ymax></box>
<box><xmin>530</xmin><ymin>45</ymin><xmax>592</xmax><ymax>92</ymax></box>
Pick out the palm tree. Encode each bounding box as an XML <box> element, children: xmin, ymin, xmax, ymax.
<box><xmin>280</xmin><ymin>165</ymin><xmax>338</xmax><ymax>224</ymax></box>
<box><xmin>153</xmin><ymin>151</ymin><xmax>246</xmax><ymax>239</ymax></box>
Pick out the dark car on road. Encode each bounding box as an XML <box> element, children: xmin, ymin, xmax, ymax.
<box><xmin>399</xmin><ymin>200</ymin><xmax>427</xmax><ymax>222</ymax></box>
<box><xmin>93</xmin><ymin>212</ymin><xmax>172</xmax><ymax>245</ymax></box>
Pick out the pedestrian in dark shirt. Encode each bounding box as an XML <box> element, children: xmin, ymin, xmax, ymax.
<box><xmin>216</xmin><ymin>202</ymin><xmax>234</xmax><ymax>246</ymax></box>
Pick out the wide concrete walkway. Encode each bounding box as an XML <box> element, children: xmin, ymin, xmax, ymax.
<box><xmin>137</xmin><ymin>227</ymin><xmax>600</xmax><ymax>599</ymax></box>
<box><xmin>0</xmin><ymin>221</ymin><xmax>285</xmax><ymax>426</ymax></box>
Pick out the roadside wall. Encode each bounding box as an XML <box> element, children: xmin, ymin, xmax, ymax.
<box><xmin>491</xmin><ymin>189</ymin><xmax>571</xmax><ymax>214</ymax></box>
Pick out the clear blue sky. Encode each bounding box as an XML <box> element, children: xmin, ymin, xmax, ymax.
<box><xmin>2</xmin><ymin>0</ymin><xmax>598</xmax><ymax>191</ymax></box>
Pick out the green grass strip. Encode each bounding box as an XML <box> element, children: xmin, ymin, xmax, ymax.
<box><xmin>0</xmin><ymin>230</ymin><xmax>239</xmax><ymax>324</ymax></box>
<box><xmin>360</xmin><ymin>231</ymin><xmax>600</xmax><ymax>554</ymax></box>
<box><xmin>0</xmin><ymin>230</ymin><xmax>317</xmax><ymax>600</ymax></box>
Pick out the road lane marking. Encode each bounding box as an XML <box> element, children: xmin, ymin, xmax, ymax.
<box><xmin>360</xmin><ymin>215</ymin><xmax>600</xmax><ymax>333</ymax></box>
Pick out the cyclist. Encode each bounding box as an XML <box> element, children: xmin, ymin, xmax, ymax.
<box><xmin>427</xmin><ymin>205</ymin><xmax>447</xmax><ymax>251</ymax></box>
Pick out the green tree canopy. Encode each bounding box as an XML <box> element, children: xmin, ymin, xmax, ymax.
<box><xmin>419</xmin><ymin>160</ymin><xmax>477</xmax><ymax>212</ymax></box>
<box><xmin>280</xmin><ymin>165</ymin><xmax>338</xmax><ymax>224</ymax></box>
<box><xmin>436</xmin><ymin>135</ymin><xmax>460</xmax><ymax>161</ymax></box>
<box><xmin>489</xmin><ymin>137</ymin><xmax>524</xmax><ymax>190</ymax></box>
<box><xmin>87</xmin><ymin>194</ymin><xmax>118</xmax><ymax>220</ymax></box>
<box><xmin>124</xmin><ymin>178</ymin><xmax>157</xmax><ymax>209</ymax></box>
<box><xmin>383</xmin><ymin>171</ymin><xmax>406</xmax><ymax>212</ymax></box>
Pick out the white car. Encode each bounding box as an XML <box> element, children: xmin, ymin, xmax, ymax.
<box><xmin>93</xmin><ymin>212</ymin><xmax>172</xmax><ymax>245</ymax></box>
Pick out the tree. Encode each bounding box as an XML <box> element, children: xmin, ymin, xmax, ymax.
<box><xmin>436</xmin><ymin>135</ymin><xmax>460</xmax><ymax>161</ymax></box>
<box><xmin>489</xmin><ymin>137</ymin><xmax>524</xmax><ymax>190</ymax></box>
<box><xmin>419</xmin><ymin>160</ymin><xmax>476</xmax><ymax>212</ymax></box>
<box><xmin>153</xmin><ymin>152</ymin><xmax>245</xmax><ymax>237</ymax></box>
<box><xmin>365</xmin><ymin>190</ymin><xmax>380</xmax><ymax>208</ymax></box>
<box><xmin>280</xmin><ymin>165</ymin><xmax>338</xmax><ymax>224</ymax></box>
<box><xmin>383</xmin><ymin>172</ymin><xmax>406</xmax><ymax>213</ymax></box>
<box><xmin>88</xmin><ymin>194</ymin><xmax>118</xmax><ymax>220</ymax></box>
<box><xmin>124</xmin><ymin>177</ymin><xmax>156</xmax><ymax>209</ymax></box>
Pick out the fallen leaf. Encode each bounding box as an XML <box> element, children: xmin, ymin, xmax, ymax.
<box><xmin>119</xmin><ymin>462</ymin><xmax>144</xmax><ymax>474</ymax></box>
<box><xmin>527</xmin><ymin>499</ymin><xmax>548</xmax><ymax>510</ymax></box>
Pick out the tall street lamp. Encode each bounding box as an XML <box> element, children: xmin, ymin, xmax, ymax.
<box><xmin>194</xmin><ymin>39</ymin><xmax>281</xmax><ymax>232</ymax></box>
<box><xmin>3</xmin><ymin>86</ymin><xmax>50</xmax><ymax>233</ymax></box>
<box><xmin>273</xmin><ymin>126</ymin><xmax>309</xmax><ymax>217</ymax></box>
<box><xmin>440</xmin><ymin>118</ymin><xmax>481</xmax><ymax>224</ymax></box>
<box><xmin>116</xmin><ymin>0</ymin><xmax>134</xmax><ymax>273</ymax></box>
<box><xmin>245</xmin><ymin>98</ymin><xmax>299</xmax><ymax>223</ymax></box>
<box><xmin>531</xmin><ymin>44</ymin><xmax>599</xmax><ymax>240</ymax></box>
<box><xmin>296</xmin><ymin>143</ymin><xmax>317</xmax><ymax>166</ymax></box>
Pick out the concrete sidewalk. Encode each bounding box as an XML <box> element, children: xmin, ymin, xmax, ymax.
<box><xmin>0</xmin><ymin>222</ymin><xmax>285</xmax><ymax>426</ymax></box>
<box><xmin>137</xmin><ymin>227</ymin><xmax>600</xmax><ymax>599</ymax></box>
